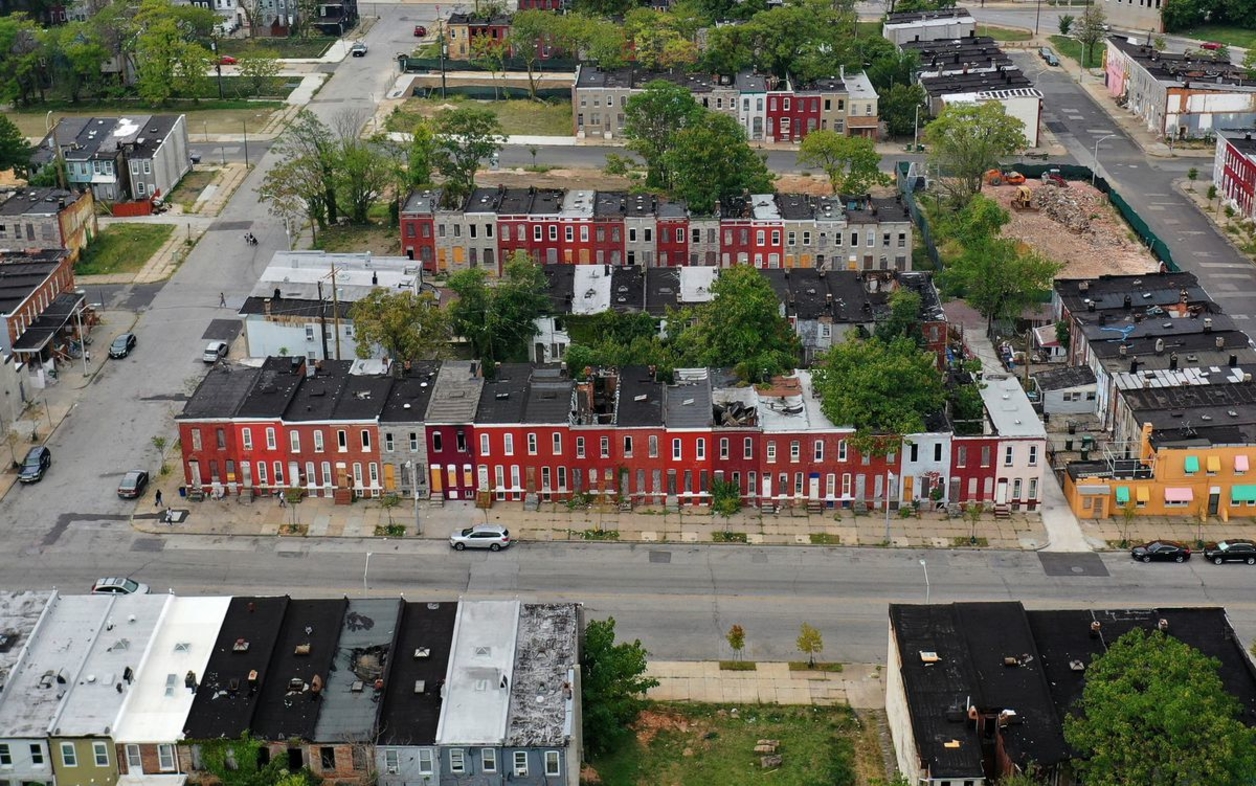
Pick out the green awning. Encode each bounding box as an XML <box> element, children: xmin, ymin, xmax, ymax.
<box><xmin>1185</xmin><ymin>456</ymin><xmax>1200</xmax><ymax>473</ymax></box>
<box><xmin>1115</xmin><ymin>487</ymin><xmax>1130</xmax><ymax>504</ymax></box>
<box><xmin>1232</xmin><ymin>485</ymin><xmax>1256</xmax><ymax>503</ymax></box>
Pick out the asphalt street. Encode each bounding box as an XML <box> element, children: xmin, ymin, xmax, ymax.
<box><xmin>5</xmin><ymin>2</ymin><xmax>1256</xmax><ymax>662</ymax></box>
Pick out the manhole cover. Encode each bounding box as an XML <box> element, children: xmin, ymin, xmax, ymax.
<box><xmin>130</xmin><ymin>538</ymin><xmax>165</xmax><ymax>552</ymax></box>
<box><xmin>648</xmin><ymin>550</ymin><xmax>671</xmax><ymax>564</ymax></box>
<box><xmin>1038</xmin><ymin>552</ymin><xmax>1109</xmax><ymax>577</ymax></box>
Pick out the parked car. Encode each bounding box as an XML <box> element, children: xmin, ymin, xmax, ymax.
<box><xmin>1201</xmin><ymin>41</ymin><xmax>1223</xmax><ymax>50</ymax></box>
<box><xmin>109</xmin><ymin>332</ymin><xmax>137</xmax><ymax>359</ymax></box>
<box><xmin>450</xmin><ymin>524</ymin><xmax>512</xmax><ymax>551</ymax></box>
<box><xmin>217</xmin><ymin>55</ymin><xmax>237</xmax><ymax>65</ymax></box>
<box><xmin>202</xmin><ymin>340</ymin><xmax>229</xmax><ymax>363</ymax></box>
<box><xmin>1039</xmin><ymin>46</ymin><xmax>1059</xmax><ymax>66</ymax></box>
<box><xmin>1131</xmin><ymin>540</ymin><xmax>1191</xmax><ymax>563</ymax></box>
<box><xmin>18</xmin><ymin>446</ymin><xmax>51</xmax><ymax>484</ymax></box>
<box><xmin>350</xmin><ymin>41</ymin><xmax>368</xmax><ymax>57</ymax></box>
<box><xmin>117</xmin><ymin>470</ymin><xmax>150</xmax><ymax>499</ymax></box>
<box><xmin>414</xmin><ymin>24</ymin><xmax>427</xmax><ymax>36</ymax></box>
<box><xmin>90</xmin><ymin>577</ymin><xmax>150</xmax><ymax>595</ymax></box>
<box><xmin>1203</xmin><ymin>539</ymin><xmax>1256</xmax><ymax>565</ymax></box>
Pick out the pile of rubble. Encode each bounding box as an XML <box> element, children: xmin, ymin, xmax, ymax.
<box><xmin>1034</xmin><ymin>187</ymin><xmax>1091</xmax><ymax>234</ymax></box>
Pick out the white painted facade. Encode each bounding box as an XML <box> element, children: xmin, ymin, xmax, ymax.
<box><xmin>940</xmin><ymin>89</ymin><xmax>1042</xmax><ymax>147</ymax></box>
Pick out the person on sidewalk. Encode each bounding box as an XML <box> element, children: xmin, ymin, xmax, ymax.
<box><xmin>219</xmin><ymin>292</ymin><xmax>227</xmax><ymax>307</ymax></box>
<box><xmin>155</xmin><ymin>489</ymin><xmax>163</xmax><ymax>507</ymax></box>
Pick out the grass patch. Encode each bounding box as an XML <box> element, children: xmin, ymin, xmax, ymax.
<box><xmin>952</xmin><ymin>536</ymin><xmax>990</xmax><ymax>547</ymax></box>
<box><xmin>278</xmin><ymin>523</ymin><xmax>308</xmax><ymax>536</ymax></box>
<box><xmin>12</xmin><ymin>106</ymin><xmax>283</xmax><ymax>139</ymax></box>
<box><xmin>718</xmin><ymin>660</ymin><xmax>758</xmax><ymax>671</ymax></box>
<box><xmin>977</xmin><ymin>24</ymin><xmax>1033</xmax><ymax>41</ymax></box>
<box><xmin>855</xmin><ymin>20</ymin><xmax>881</xmax><ymax>38</ymax></box>
<box><xmin>1172</xmin><ymin>25</ymin><xmax>1256</xmax><ymax>50</ymax></box>
<box><xmin>375</xmin><ymin>523</ymin><xmax>407</xmax><ymax>537</ymax></box>
<box><xmin>588</xmin><ymin>703</ymin><xmax>861</xmax><ymax>786</ymax></box>
<box><xmin>788</xmin><ymin>661</ymin><xmax>844</xmax><ymax>672</ymax></box>
<box><xmin>809</xmin><ymin>533</ymin><xmax>840</xmax><ymax>545</ymax></box>
<box><xmin>187</xmin><ymin>76</ymin><xmax>299</xmax><ymax>101</ymax></box>
<box><xmin>713</xmin><ymin>531</ymin><xmax>748</xmax><ymax>543</ymax></box>
<box><xmin>386</xmin><ymin>95</ymin><xmax>573</xmax><ymax>136</ymax></box>
<box><xmin>314</xmin><ymin>221</ymin><xmax>401</xmax><ymax>254</ymax></box>
<box><xmin>217</xmin><ymin>36</ymin><xmax>336</xmax><ymax>59</ymax></box>
<box><xmin>166</xmin><ymin>169</ymin><xmax>217</xmax><ymax>211</ymax></box>
<box><xmin>1049</xmin><ymin>35</ymin><xmax>1103</xmax><ymax>69</ymax></box>
<box><xmin>582</xmin><ymin>528</ymin><xmax>620</xmax><ymax>541</ymax></box>
<box><xmin>77</xmin><ymin>224</ymin><xmax>174</xmax><ymax>276</ymax></box>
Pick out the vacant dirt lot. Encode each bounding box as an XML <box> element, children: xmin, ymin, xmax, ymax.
<box><xmin>983</xmin><ymin>180</ymin><xmax>1159</xmax><ymax>279</ymax></box>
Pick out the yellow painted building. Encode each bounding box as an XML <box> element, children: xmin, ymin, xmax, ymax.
<box><xmin>1064</xmin><ymin>423</ymin><xmax>1256</xmax><ymax>521</ymax></box>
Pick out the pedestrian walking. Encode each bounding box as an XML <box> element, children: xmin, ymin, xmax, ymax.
<box><xmin>155</xmin><ymin>489</ymin><xmax>164</xmax><ymax>507</ymax></box>
<box><xmin>219</xmin><ymin>292</ymin><xmax>227</xmax><ymax>307</ymax></box>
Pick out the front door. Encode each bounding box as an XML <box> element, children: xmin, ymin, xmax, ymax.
<box><xmin>1209</xmin><ymin>488</ymin><xmax>1221</xmax><ymax>516</ymax></box>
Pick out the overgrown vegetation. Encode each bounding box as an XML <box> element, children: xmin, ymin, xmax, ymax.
<box><xmin>77</xmin><ymin>224</ymin><xmax>174</xmax><ymax>276</ymax></box>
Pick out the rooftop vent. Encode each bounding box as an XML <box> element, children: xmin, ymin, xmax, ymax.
<box><xmin>919</xmin><ymin>650</ymin><xmax>940</xmax><ymax>664</ymax></box>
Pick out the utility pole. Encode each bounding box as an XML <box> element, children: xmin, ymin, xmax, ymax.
<box><xmin>316</xmin><ymin>280</ymin><xmax>331</xmax><ymax>360</ymax></box>
<box><xmin>322</xmin><ymin>266</ymin><xmax>343</xmax><ymax>360</ymax></box>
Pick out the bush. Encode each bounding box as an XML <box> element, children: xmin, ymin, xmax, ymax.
<box><xmin>712</xmin><ymin>531</ymin><xmax>748</xmax><ymax>543</ymax></box>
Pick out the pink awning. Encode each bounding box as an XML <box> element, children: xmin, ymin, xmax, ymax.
<box><xmin>1238</xmin><ymin>455</ymin><xmax>1250</xmax><ymax>473</ymax></box>
<box><xmin>1165</xmin><ymin>488</ymin><xmax>1194</xmax><ymax>502</ymax></box>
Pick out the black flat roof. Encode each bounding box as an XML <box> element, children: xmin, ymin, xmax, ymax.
<box><xmin>185</xmin><ymin>596</ymin><xmax>290</xmax><ymax>740</ymax></box>
<box><xmin>526</xmin><ymin>370</ymin><xmax>574</xmax><ymax>424</ymax></box>
<box><xmin>180</xmin><ymin>365</ymin><xmax>264</xmax><ymax>421</ymax></box>
<box><xmin>644</xmin><ymin>268</ymin><xmax>680</xmax><ymax>316</ymax></box>
<box><xmin>238</xmin><ymin>296</ymin><xmax>353</xmax><ymax>320</ymax></box>
<box><xmin>251</xmin><ymin>599</ymin><xmax>348</xmax><ymax>741</ymax></box>
<box><xmin>610</xmin><ymin>266</ymin><xmax>645</xmax><ymax>312</ymax></box>
<box><xmin>331</xmin><ymin>369</ymin><xmax>396</xmax><ymax>421</ymax></box>
<box><xmin>1055</xmin><ymin>271</ymin><xmax>1200</xmax><ymax>313</ymax></box>
<box><xmin>381</xmin><ymin>361</ymin><xmax>442</xmax><ymax>423</ymax></box>
<box><xmin>920</xmin><ymin>69</ymin><xmax>1033</xmax><ymax>96</ymax></box>
<box><xmin>376</xmin><ymin>601</ymin><xmax>458</xmax><ymax>746</ymax></box>
<box><xmin>616</xmin><ymin>368</ymin><xmax>664</xmax><ymax>427</ymax></box>
<box><xmin>476</xmin><ymin>364</ymin><xmax>531</xmax><ymax>424</ymax></box>
<box><xmin>0</xmin><ymin>251</ymin><xmax>70</xmax><ymax>316</ymax></box>
<box><xmin>236</xmin><ymin>357</ymin><xmax>307</xmax><ymax>419</ymax></box>
<box><xmin>285</xmin><ymin>360</ymin><xmax>353</xmax><ymax>422</ymax></box>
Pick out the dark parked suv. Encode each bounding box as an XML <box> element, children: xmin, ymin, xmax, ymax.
<box><xmin>18</xmin><ymin>446</ymin><xmax>51</xmax><ymax>483</ymax></box>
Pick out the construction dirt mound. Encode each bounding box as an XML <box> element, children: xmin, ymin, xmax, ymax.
<box><xmin>985</xmin><ymin>179</ymin><xmax>1159</xmax><ymax>279</ymax></box>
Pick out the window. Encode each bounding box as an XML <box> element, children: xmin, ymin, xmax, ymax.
<box><xmin>741</xmin><ymin>437</ymin><xmax>752</xmax><ymax>460</ymax></box>
<box><xmin>384</xmin><ymin>750</ymin><xmax>400</xmax><ymax>775</ymax></box>
<box><xmin>720</xmin><ymin>438</ymin><xmax>730</xmax><ymax>460</ymax></box>
<box><xmin>157</xmin><ymin>744</ymin><xmax>176</xmax><ymax>772</ymax></box>
<box><xmin>673</xmin><ymin>439</ymin><xmax>682</xmax><ymax>460</ymax></box>
<box><xmin>549</xmin><ymin>225</ymin><xmax>558</xmax><ymax>241</ymax></box>
<box><xmin>839</xmin><ymin>440</ymin><xmax>848</xmax><ymax>461</ymax></box>
<box><xmin>320</xmin><ymin>748</ymin><xmax>335</xmax><ymax>770</ymax></box>
<box><xmin>981</xmin><ymin>446</ymin><xmax>991</xmax><ymax>467</ymax></box>
<box><xmin>481</xmin><ymin>434</ymin><xmax>490</xmax><ymax>456</ymax></box>
<box><xmin>290</xmin><ymin>432</ymin><xmax>300</xmax><ymax>452</ymax></box>
<box><xmin>527</xmin><ymin>433</ymin><xmax>538</xmax><ymax>455</ymax></box>
<box><xmin>504</xmin><ymin>434</ymin><xmax>514</xmax><ymax>455</ymax></box>
<box><xmin>650</xmin><ymin>435</ymin><xmax>659</xmax><ymax>458</ymax></box>
<box><xmin>482</xmin><ymin>749</ymin><xmax>497</xmax><ymax>772</ymax></box>
<box><xmin>361</xmin><ymin>430</ymin><xmax>371</xmax><ymax>451</ymax></box>
<box><xmin>600</xmin><ymin>436</ymin><xmax>610</xmax><ymax>458</ymax></box>
<box><xmin>124</xmin><ymin>745</ymin><xmax>140</xmax><ymax>771</ymax></box>
<box><xmin>449</xmin><ymin>749</ymin><xmax>465</xmax><ymax>774</ymax></box>
<box><xmin>242</xmin><ymin>428</ymin><xmax>253</xmax><ymax>450</ymax></box>
<box><xmin>576</xmin><ymin>437</ymin><xmax>585</xmax><ymax>458</ymax></box>
<box><xmin>842</xmin><ymin>473</ymin><xmax>853</xmax><ymax>497</ymax></box>
<box><xmin>31</xmin><ymin>745</ymin><xmax>44</xmax><ymax>766</ymax></box>
<box><xmin>814</xmin><ymin>441</ymin><xmax>824</xmax><ymax>462</ymax></box>
<box><xmin>514</xmin><ymin>751</ymin><xmax>528</xmax><ymax>776</ymax></box>
<box><xmin>192</xmin><ymin>429</ymin><xmax>203</xmax><ymax>451</ymax></box>
<box><xmin>767</xmin><ymin>442</ymin><xmax>777</xmax><ymax>462</ymax></box>
<box><xmin>1028</xmin><ymin>446</ymin><xmax>1039</xmax><ymax>466</ymax></box>
<box><xmin>1028</xmin><ymin>478</ymin><xmax>1038</xmax><ymax>500</ymax></box>
<box><xmin>697</xmin><ymin>439</ymin><xmax>706</xmax><ymax>460</ymax></box>
<box><xmin>0</xmin><ymin>745</ymin><xmax>9</xmax><ymax>766</ymax></box>
<box><xmin>552</xmin><ymin>433</ymin><xmax>562</xmax><ymax>455</ymax></box>
<box><xmin>790</xmin><ymin>441</ymin><xmax>800</xmax><ymax>462</ymax></box>
<box><xmin>457</xmin><ymin>431</ymin><xmax>467</xmax><ymax>452</ymax></box>
<box><xmin>384</xmin><ymin>433</ymin><xmax>394</xmax><ymax>452</ymax></box>
<box><xmin>624</xmin><ymin>436</ymin><xmax>634</xmax><ymax>457</ymax></box>
<box><xmin>61</xmin><ymin>744</ymin><xmax>77</xmax><ymax>768</ymax></box>
<box><xmin>1004</xmin><ymin>446</ymin><xmax>1014</xmax><ymax>467</ymax></box>
<box><xmin>417</xmin><ymin>748</ymin><xmax>434</xmax><ymax>774</ymax></box>
<box><xmin>337</xmin><ymin>430</ymin><xmax>348</xmax><ymax>451</ymax></box>
<box><xmin>545</xmin><ymin>751</ymin><xmax>561</xmax><ymax>776</ymax></box>
<box><xmin>409</xmin><ymin>432</ymin><xmax>419</xmax><ymax>451</ymax></box>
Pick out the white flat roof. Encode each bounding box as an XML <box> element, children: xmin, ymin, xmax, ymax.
<box><xmin>56</xmin><ymin>594</ymin><xmax>172</xmax><ymax>736</ymax></box>
<box><xmin>749</xmin><ymin>194</ymin><xmax>781</xmax><ymax>221</ymax></box>
<box><xmin>679</xmin><ymin>267</ymin><xmax>717</xmax><ymax>304</ymax></box>
<box><xmin>436</xmin><ymin>600</ymin><xmax>519</xmax><ymax>746</ymax></box>
<box><xmin>0</xmin><ymin>594</ymin><xmax>112</xmax><ymax>738</ymax></box>
<box><xmin>113</xmin><ymin>596</ymin><xmax>231</xmax><ymax>743</ymax></box>
<box><xmin>756</xmin><ymin>371</ymin><xmax>840</xmax><ymax>432</ymax></box>
<box><xmin>572</xmin><ymin>265</ymin><xmax>612</xmax><ymax>315</ymax></box>
<box><xmin>0</xmin><ymin>591</ymin><xmax>53</xmax><ymax>695</ymax></box>
<box><xmin>980</xmin><ymin>375</ymin><xmax>1046</xmax><ymax>438</ymax></box>
<box><xmin>251</xmin><ymin>251</ymin><xmax>420</xmax><ymax>302</ymax></box>
<box><xmin>560</xmin><ymin>189</ymin><xmax>595</xmax><ymax>218</ymax></box>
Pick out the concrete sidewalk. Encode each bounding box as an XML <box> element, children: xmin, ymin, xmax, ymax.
<box><xmin>647</xmin><ymin>661</ymin><xmax>884</xmax><ymax>709</ymax></box>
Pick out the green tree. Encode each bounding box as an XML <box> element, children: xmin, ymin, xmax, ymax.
<box><xmin>508</xmin><ymin>9</ymin><xmax>556</xmax><ymax>100</ymax></box>
<box><xmin>133</xmin><ymin>0</ymin><xmax>212</xmax><ymax>105</ymax></box>
<box><xmin>797</xmin><ymin>131</ymin><xmax>890</xmax><ymax>195</ymax></box>
<box><xmin>711</xmin><ymin>478</ymin><xmax>742</xmax><ymax>525</ymax></box>
<box><xmin>348</xmin><ymin>290</ymin><xmax>449</xmax><ymax>370</ymax></box>
<box><xmin>726</xmin><ymin>624</ymin><xmax>746</xmax><ymax>660</ymax></box>
<box><xmin>196</xmin><ymin>732</ymin><xmax>291</xmax><ymax>786</ymax></box>
<box><xmin>1064</xmin><ymin>627</ymin><xmax>1256</xmax><ymax>786</ymax></box>
<box><xmin>865</xmin><ymin>47</ymin><xmax>919</xmax><ymax>93</ymax></box>
<box><xmin>0</xmin><ymin>15</ymin><xmax>46</xmax><ymax>107</ymax></box>
<box><xmin>623</xmin><ymin>80</ymin><xmax>704</xmax><ymax>190</ymax></box>
<box><xmin>665</xmin><ymin>112</ymin><xmax>774</xmax><ymax>215</ymax></box>
<box><xmin>432</xmin><ymin>107</ymin><xmax>504</xmax><ymax>208</ymax></box>
<box><xmin>1244</xmin><ymin>47</ymin><xmax>1256</xmax><ymax>79</ymax></box>
<box><xmin>812</xmin><ymin>335</ymin><xmax>946</xmax><ymax>454</ymax></box>
<box><xmin>1187</xmin><ymin>166</ymin><xmax>1199</xmax><ymax>190</ymax></box>
<box><xmin>943</xmin><ymin>236</ymin><xmax>1061</xmax><ymax>336</ymax></box>
<box><xmin>1074</xmin><ymin>2</ymin><xmax>1107</xmax><ymax>68</ymax></box>
<box><xmin>581</xmin><ymin>617</ymin><xmax>660</xmax><ymax>757</ymax></box>
<box><xmin>796</xmin><ymin>623</ymin><xmax>823</xmax><ymax>667</ymax></box>
<box><xmin>237</xmin><ymin>49</ymin><xmax>280</xmax><ymax>97</ymax></box>
<box><xmin>447</xmin><ymin>252</ymin><xmax>549</xmax><ymax>365</ymax></box>
<box><xmin>924</xmin><ymin>102</ymin><xmax>1029</xmax><ymax>207</ymax></box>
<box><xmin>258</xmin><ymin>110</ymin><xmax>340</xmax><ymax>230</ymax></box>
<box><xmin>944</xmin><ymin>192</ymin><xmax>1012</xmax><ymax>246</ymax></box>
<box><xmin>881</xmin><ymin>83</ymin><xmax>928</xmax><ymax>139</ymax></box>
<box><xmin>43</xmin><ymin>22</ymin><xmax>109</xmax><ymax>103</ymax></box>
<box><xmin>469</xmin><ymin>35</ymin><xmax>509</xmax><ymax>101</ymax></box>
<box><xmin>625</xmin><ymin>7</ymin><xmax>699</xmax><ymax>70</ymax></box>
<box><xmin>874</xmin><ymin>288</ymin><xmax>923</xmax><ymax>344</ymax></box>
<box><xmin>408</xmin><ymin>119</ymin><xmax>437</xmax><ymax>188</ymax></box>
<box><xmin>1057</xmin><ymin>14</ymin><xmax>1074</xmax><ymax>35</ymax></box>
<box><xmin>0</xmin><ymin>116</ymin><xmax>32</xmax><ymax>177</ymax></box>
<box><xmin>333</xmin><ymin>109</ymin><xmax>394</xmax><ymax>225</ymax></box>
<box><xmin>669</xmin><ymin>265</ymin><xmax>799</xmax><ymax>381</ymax></box>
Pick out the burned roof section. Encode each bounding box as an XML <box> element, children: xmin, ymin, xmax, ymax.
<box><xmin>312</xmin><ymin>598</ymin><xmax>403</xmax><ymax>743</ymax></box>
<box><xmin>506</xmin><ymin>604</ymin><xmax>579</xmax><ymax>747</ymax></box>
<box><xmin>251</xmin><ymin>598</ymin><xmax>348</xmax><ymax>741</ymax></box>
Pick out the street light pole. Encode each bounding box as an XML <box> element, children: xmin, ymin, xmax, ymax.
<box><xmin>363</xmin><ymin>551</ymin><xmax>373</xmax><ymax>594</ymax></box>
<box><xmin>242</xmin><ymin>120</ymin><xmax>250</xmax><ymax>168</ymax></box>
<box><xmin>211</xmin><ymin>38</ymin><xmax>224</xmax><ymax>100</ymax></box>
<box><xmin>1034</xmin><ymin>0</ymin><xmax>1041</xmax><ymax>35</ymax></box>
<box><xmin>919</xmin><ymin>559</ymin><xmax>930</xmax><ymax>604</ymax></box>
<box><xmin>912</xmin><ymin>104</ymin><xmax>920</xmax><ymax>151</ymax></box>
<box><xmin>884</xmin><ymin>471</ymin><xmax>895</xmax><ymax>545</ymax></box>
<box><xmin>1091</xmin><ymin>133</ymin><xmax>1117</xmax><ymax>186</ymax></box>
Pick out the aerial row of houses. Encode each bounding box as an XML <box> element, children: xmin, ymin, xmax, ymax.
<box><xmin>176</xmin><ymin>348</ymin><xmax>1046</xmax><ymax>513</ymax></box>
<box><xmin>399</xmin><ymin>188</ymin><xmax>914</xmax><ymax>275</ymax></box>
<box><xmin>1021</xmin><ymin>270</ymin><xmax>1256</xmax><ymax>521</ymax></box>
<box><xmin>0</xmin><ymin>590</ymin><xmax>580</xmax><ymax>786</ymax></box>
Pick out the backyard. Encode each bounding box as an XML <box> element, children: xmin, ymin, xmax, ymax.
<box><xmin>586</xmin><ymin>703</ymin><xmax>882</xmax><ymax>786</ymax></box>
<box><xmin>217</xmin><ymin>36</ymin><xmax>336</xmax><ymax>59</ymax></box>
<box><xmin>385</xmin><ymin>95</ymin><xmax>573</xmax><ymax>136</ymax></box>
<box><xmin>77</xmin><ymin>224</ymin><xmax>174</xmax><ymax>277</ymax></box>
<box><xmin>11</xmin><ymin>105</ymin><xmax>284</xmax><ymax>140</ymax></box>
<box><xmin>1169</xmin><ymin>25</ymin><xmax>1256</xmax><ymax>49</ymax></box>
<box><xmin>1049</xmin><ymin>34</ymin><xmax>1104</xmax><ymax>69</ymax></box>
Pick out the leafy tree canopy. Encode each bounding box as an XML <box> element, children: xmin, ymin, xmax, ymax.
<box><xmin>582</xmin><ymin>617</ymin><xmax>660</xmax><ymax>757</ymax></box>
<box><xmin>348</xmin><ymin>290</ymin><xmax>449</xmax><ymax>368</ymax></box>
<box><xmin>664</xmin><ymin>111</ymin><xmax>774</xmax><ymax>215</ymax></box>
<box><xmin>432</xmin><ymin>107</ymin><xmax>505</xmax><ymax>208</ymax></box>
<box><xmin>624</xmin><ymin>80</ymin><xmax>704</xmax><ymax>191</ymax></box>
<box><xmin>1064</xmin><ymin>627</ymin><xmax>1256</xmax><ymax>786</ymax></box>
<box><xmin>812</xmin><ymin>335</ymin><xmax>945</xmax><ymax>454</ymax></box>
<box><xmin>0</xmin><ymin>116</ymin><xmax>32</xmax><ymax>176</ymax></box>
<box><xmin>924</xmin><ymin>101</ymin><xmax>1028</xmax><ymax>207</ymax></box>
<box><xmin>447</xmin><ymin>252</ymin><xmax>549</xmax><ymax>366</ymax></box>
<box><xmin>880</xmin><ymin>83</ymin><xmax>928</xmax><ymax>139</ymax></box>
<box><xmin>797</xmin><ymin>130</ymin><xmax>890</xmax><ymax>195</ymax></box>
